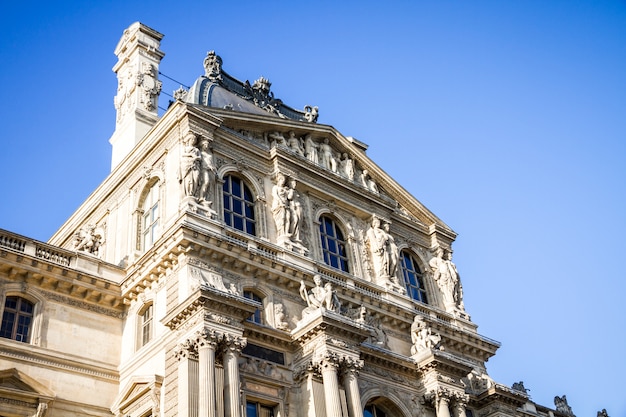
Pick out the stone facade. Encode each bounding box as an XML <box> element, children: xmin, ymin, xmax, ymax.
<box><xmin>0</xmin><ymin>22</ymin><xmax>582</xmax><ymax>417</ymax></box>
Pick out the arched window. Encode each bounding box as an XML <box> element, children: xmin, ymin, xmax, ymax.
<box><xmin>364</xmin><ymin>404</ymin><xmax>387</xmax><ymax>417</ymax></box>
<box><xmin>141</xmin><ymin>181</ymin><xmax>161</xmax><ymax>250</ymax></box>
<box><xmin>243</xmin><ymin>290</ymin><xmax>263</xmax><ymax>324</ymax></box>
<box><xmin>223</xmin><ymin>175</ymin><xmax>256</xmax><ymax>236</ymax></box>
<box><xmin>137</xmin><ymin>303</ymin><xmax>154</xmax><ymax>349</ymax></box>
<box><xmin>400</xmin><ymin>251</ymin><xmax>428</xmax><ymax>304</ymax></box>
<box><xmin>0</xmin><ymin>296</ymin><xmax>34</xmax><ymax>343</ymax></box>
<box><xmin>319</xmin><ymin>216</ymin><xmax>349</xmax><ymax>272</ymax></box>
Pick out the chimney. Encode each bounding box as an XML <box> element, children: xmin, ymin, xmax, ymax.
<box><xmin>109</xmin><ymin>22</ymin><xmax>165</xmax><ymax>170</ymax></box>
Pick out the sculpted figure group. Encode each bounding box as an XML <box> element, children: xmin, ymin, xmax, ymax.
<box><xmin>273</xmin><ymin>131</ymin><xmax>378</xmax><ymax>193</ymax></box>
<box><xmin>365</xmin><ymin>217</ymin><xmax>405</xmax><ymax>294</ymax></box>
<box><xmin>429</xmin><ymin>247</ymin><xmax>465</xmax><ymax>313</ymax></box>
<box><xmin>410</xmin><ymin>315</ymin><xmax>441</xmax><ymax>356</ymax></box>
<box><xmin>271</xmin><ymin>174</ymin><xmax>303</xmax><ymax>246</ymax></box>
<box><xmin>179</xmin><ymin>132</ymin><xmax>216</xmax><ymax>208</ymax></box>
<box><xmin>299</xmin><ymin>274</ymin><xmax>341</xmax><ymax>318</ymax></box>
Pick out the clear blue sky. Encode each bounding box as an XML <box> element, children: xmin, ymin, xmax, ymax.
<box><xmin>1</xmin><ymin>1</ymin><xmax>624</xmax><ymax>416</ymax></box>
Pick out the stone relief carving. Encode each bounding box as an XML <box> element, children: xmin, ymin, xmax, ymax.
<box><xmin>137</xmin><ymin>62</ymin><xmax>162</xmax><ymax>112</ymax></box>
<box><xmin>429</xmin><ymin>247</ymin><xmax>465</xmax><ymax>315</ymax></box>
<box><xmin>298</xmin><ymin>274</ymin><xmax>341</xmax><ymax>319</ymax></box>
<box><xmin>73</xmin><ymin>224</ymin><xmax>104</xmax><ymax>257</ymax></box>
<box><xmin>190</xmin><ymin>266</ymin><xmax>240</xmax><ymax>295</ymax></box>
<box><xmin>271</xmin><ymin>173</ymin><xmax>307</xmax><ymax>254</ymax></box>
<box><xmin>554</xmin><ymin>395</ymin><xmax>575</xmax><ymax>416</ymax></box>
<box><xmin>365</xmin><ymin>216</ymin><xmax>406</xmax><ymax>294</ymax></box>
<box><xmin>274</xmin><ymin>303</ymin><xmax>290</xmax><ymax>331</ymax></box>
<box><xmin>462</xmin><ymin>370</ymin><xmax>494</xmax><ymax>394</ymax></box>
<box><xmin>410</xmin><ymin>315</ymin><xmax>441</xmax><ymax>357</ymax></box>
<box><xmin>114</xmin><ymin>64</ymin><xmax>136</xmax><ymax>122</ymax></box>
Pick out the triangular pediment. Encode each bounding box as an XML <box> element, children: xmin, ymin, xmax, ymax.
<box><xmin>0</xmin><ymin>368</ymin><xmax>55</xmax><ymax>399</ymax></box>
<box><xmin>111</xmin><ymin>374</ymin><xmax>163</xmax><ymax>414</ymax></box>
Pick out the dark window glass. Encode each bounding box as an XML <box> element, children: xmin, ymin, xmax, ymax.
<box><xmin>246</xmin><ymin>402</ymin><xmax>274</xmax><ymax>417</ymax></box>
<box><xmin>0</xmin><ymin>296</ymin><xmax>34</xmax><ymax>343</ymax></box>
<box><xmin>223</xmin><ymin>175</ymin><xmax>256</xmax><ymax>235</ymax></box>
<box><xmin>401</xmin><ymin>251</ymin><xmax>428</xmax><ymax>303</ymax></box>
<box><xmin>319</xmin><ymin>216</ymin><xmax>349</xmax><ymax>272</ymax></box>
<box><xmin>243</xmin><ymin>291</ymin><xmax>263</xmax><ymax>324</ymax></box>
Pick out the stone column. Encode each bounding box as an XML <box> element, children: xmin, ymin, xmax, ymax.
<box><xmin>343</xmin><ymin>358</ymin><xmax>364</xmax><ymax>417</ymax></box>
<box><xmin>223</xmin><ymin>334</ymin><xmax>247</xmax><ymax>417</ymax></box>
<box><xmin>319</xmin><ymin>354</ymin><xmax>343</xmax><ymax>417</ymax></box>
<box><xmin>174</xmin><ymin>339</ymin><xmax>199</xmax><ymax>417</ymax></box>
<box><xmin>197</xmin><ymin>328</ymin><xmax>220</xmax><ymax>417</ymax></box>
<box><xmin>435</xmin><ymin>390</ymin><xmax>452</xmax><ymax>417</ymax></box>
<box><xmin>452</xmin><ymin>392</ymin><xmax>469</xmax><ymax>417</ymax></box>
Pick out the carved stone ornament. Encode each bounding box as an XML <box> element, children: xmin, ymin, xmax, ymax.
<box><xmin>298</xmin><ymin>274</ymin><xmax>341</xmax><ymax>320</ymax></box>
<box><xmin>271</xmin><ymin>172</ymin><xmax>308</xmax><ymax>254</ymax></box>
<box><xmin>274</xmin><ymin>303</ymin><xmax>290</xmax><ymax>331</ymax></box>
<box><xmin>554</xmin><ymin>395</ymin><xmax>575</xmax><ymax>416</ymax></box>
<box><xmin>203</xmin><ymin>50</ymin><xmax>223</xmax><ymax>81</ymax></box>
<box><xmin>73</xmin><ymin>224</ymin><xmax>104</xmax><ymax>257</ymax></box>
<box><xmin>429</xmin><ymin>247</ymin><xmax>466</xmax><ymax>315</ymax></box>
<box><xmin>365</xmin><ymin>216</ymin><xmax>406</xmax><ymax>295</ymax></box>
<box><xmin>410</xmin><ymin>315</ymin><xmax>441</xmax><ymax>357</ymax></box>
<box><xmin>137</xmin><ymin>62</ymin><xmax>162</xmax><ymax>111</ymax></box>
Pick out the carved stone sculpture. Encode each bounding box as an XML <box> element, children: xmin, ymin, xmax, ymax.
<box><xmin>511</xmin><ymin>381</ymin><xmax>528</xmax><ymax>394</ymax></box>
<box><xmin>179</xmin><ymin>132</ymin><xmax>201</xmax><ymax>198</ymax></box>
<box><xmin>299</xmin><ymin>274</ymin><xmax>341</xmax><ymax>318</ymax></box>
<box><xmin>597</xmin><ymin>409</ymin><xmax>609</xmax><ymax>417</ymax></box>
<box><xmin>554</xmin><ymin>395</ymin><xmax>575</xmax><ymax>416</ymax></box>
<box><xmin>319</xmin><ymin>138</ymin><xmax>337</xmax><ymax>172</ymax></box>
<box><xmin>410</xmin><ymin>315</ymin><xmax>441</xmax><ymax>356</ymax></box>
<box><xmin>360</xmin><ymin>170</ymin><xmax>378</xmax><ymax>193</ymax></box>
<box><xmin>271</xmin><ymin>174</ymin><xmax>291</xmax><ymax>238</ymax></box>
<box><xmin>73</xmin><ymin>225</ymin><xmax>104</xmax><ymax>257</ymax></box>
<box><xmin>198</xmin><ymin>139</ymin><xmax>216</xmax><ymax>206</ymax></box>
<box><xmin>339</xmin><ymin>153</ymin><xmax>355</xmax><ymax>181</ymax></box>
<box><xmin>365</xmin><ymin>217</ymin><xmax>404</xmax><ymax>294</ymax></box>
<box><xmin>286</xmin><ymin>131</ymin><xmax>304</xmax><ymax>156</ymax></box>
<box><xmin>274</xmin><ymin>304</ymin><xmax>290</xmax><ymax>331</ymax></box>
<box><xmin>203</xmin><ymin>50</ymin><xmax>223</xmax><ymax>81</ymax></box>
<box><xmin>429</xmin><ymin>247</ymin><xmax>465</xmax><ymax>313</ymax></box>
<box><xmin>304</xmin><ymin>134</ymin><xmax>318</xmax><ymax>164</ymax></box>
<box><xmin>304</xmin><ymin>105</ymin><xmax>319</xmax><ymax>123</ymax></box>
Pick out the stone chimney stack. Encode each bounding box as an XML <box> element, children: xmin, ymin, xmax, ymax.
<box><xmin>109</xmin><ymin>22</ymin><xmax>165</xmax><ymax>170</ymax></box>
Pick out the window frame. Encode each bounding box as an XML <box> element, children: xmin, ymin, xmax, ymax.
<box><xmin>141</xmin><ymin>180</ymin><xmax>161</xmax><ymax>251</ymax></box>
<box><xmin>222</xmin><ymin>174</ymin><xmax>257</xmax><ymax>236</ymax></box>
<box><xmin>318</xmin><ymin>215</ymin><xmax>350</xmax><ymax>272</ymax></box>
<box><xmin>0</xmin><ymin>288</ymin><xmax>44</xmax><ymax>346</ymax></box>
<box><xmin>137</xmin><ymin>302</ymin><xmax>154</xmax><ymax>350</ymax></box>
<box><xmin>0</xmin><ymin>295</ymin><xmax>35</xmax><ymax>343</ymax></box>
<box><xmin>243</xmin><ymin>290</ymin><xmax>264</xmax><ymax>325</ymax></box>
<box><xmin>400</xmin><ymin>250</ymin><xmax>428</xmax><ymax>304</ymax></box>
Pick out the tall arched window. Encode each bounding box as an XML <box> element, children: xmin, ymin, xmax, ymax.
<box><xmin>400</xmin><ymin>251</ymin><xmax>428</xmax><ymax>303</ymax></box>
<box><xmin>243</xmin><ymin>290</ymin><xmax>263</xmax><ymax>324</ymax></box>
<box><xmin>319</xmin><ymin>216</ymin><xmax>349</xmax><ymax>272</ymax></box>
<box><xmin>223</xmin><ymin>175</ymin><xmax>256</xmax><ymax>236</ymax></box>
<box><xmin>141</xmin><ymin>181</ymin><xmax>161</xmax><ymax>250</ymax></box>
<box><xmin>0</xmin><ymin>296</ymin><xmax>34</xmax><ymax>343</ymax></box>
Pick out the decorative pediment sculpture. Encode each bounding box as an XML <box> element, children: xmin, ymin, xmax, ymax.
<box><xmin>73</xmin><ymin>224</ymin><xmax>104</xmax><ymax>257</ymax></box>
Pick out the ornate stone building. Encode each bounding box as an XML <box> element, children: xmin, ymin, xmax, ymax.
<box><xmin>0</xmin><ymin>22</ymin><xmax>581</xmax><ymax>417</ymax></box>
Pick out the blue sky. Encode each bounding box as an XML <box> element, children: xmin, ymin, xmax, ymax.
<box><xmin>1</xmin><ymin>1</ymin><xmax>625</xmax><ymax>416</ymax></box>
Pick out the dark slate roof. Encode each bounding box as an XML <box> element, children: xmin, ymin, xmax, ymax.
<box><xmin>184</xmin><ymin>51</ymin><xmax>318</xmax><ymax>123</ymax></box>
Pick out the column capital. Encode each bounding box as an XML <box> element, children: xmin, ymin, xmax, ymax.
<box><xmin>223</xmin><ymin>333</ymin><xmax>247</xmax><ymax>353</ymax></box>
<box><xmin>341</xmin><ymin>357</ymin><xmax>364</xmax><ymax>376</ymax></box>
<box><xmin>174</xmin><ymin>338</ymin><xmax>198</xmax><ymax>361</ymax></box>
<box><xmin>196</xmin><ymin>328</ymin><xmax>220</xmax><ymax>348</ymax></box>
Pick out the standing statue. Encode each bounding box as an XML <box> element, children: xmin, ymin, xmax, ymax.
<box><xmin>339</xmin><ymin>153</ymin><xmax>355</xmax><ymax>181</ymax></box>
<box><xmin>287</xmin><ymin>178</ymin><xmax>302</xmax><ymax>242</ymax></box>
<box><xmin>366</xmin><ymin>217</ymin><xmax>389</xmax><ymax>278</ymax></box>
<box><xmin>410</xmin><ymin>315</ymin><xmax>441</xmax><ymax>356</ymax></box>
<box><xmin>179</xmin><ymin>133</ymin><xmax>201</xmax><ymax>198</ymax></box>
<box><xmin>319</xmin><ymin>138</ymin><xmax>336</xmax><ymax>171</ymax></box>
<box><xmin>271</xmin><ymin>174</ymin><xmax>291</xmax><ymax>237</ymax></box>
<box><xmin>198</xmin><ymin>139</ymin><xmax>216</xmax><ymax>205</ymax></box>
<box><xmin>286</xmin><ymin>131</ymin><xmax>304</xmax><ymax>156</ymax></box>
<box><xmin>429</xmin><ymin>248</ymin><xmax>464</xmax><ymax>312</ymax></box>
<box><xmin>360</xmin><ymin>170</ymin><xmax>379</xmax><ymax>193</ymax></box>
<box><xmin>304</xmin><ymin>134</ymin><xmax>319</xmax><ymax>164</ymax></box>
<box><xmin>383</xmin><ymin>221</ymin><xmax>399</xmax><ymax>278</ymax></box>
<box><xmin>299</xmin><ymin>274</ymin><xmax>341</xmax><ymax>317</ymax></box>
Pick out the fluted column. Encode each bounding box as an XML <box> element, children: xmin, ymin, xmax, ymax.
<box><xmin>319</xmin><ymin>354</ymin><xmax>343</xmax><ymax>417</ymax></box>
<box><xmin>223</xmin><ymin>334</ymin><xmax>247</xmax><ymax>417</ymax></box>
<box><xmin>197</xmin><ymin>328</ymin><xmax>220</xmax><ymax>417</ymax></box>
<box><xmin>343</xmin><ymin>358</ymin><xmax>364</xmax><ymax>417</ymax></box>
<box><xmin>436</xmin><ymin>391</ymin><xmax>452</xmax><ymax>417</ymax></box>
<box><xmin>174</xmin><ymin>339</ymin><xmax>199</xmax><ymax>417</ymax></box>
<box><xmin>452</xmin><ymin>393</ymin><xmax>469</xmax><ymax>417</ymax></box>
